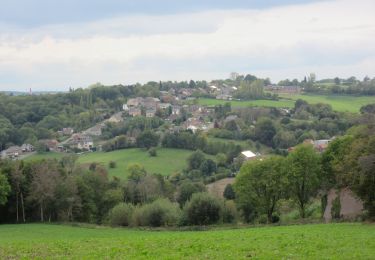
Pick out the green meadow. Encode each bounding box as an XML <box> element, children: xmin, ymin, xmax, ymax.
<box><xmin>279</xmin><ymin>94</ymin><xmax>374</xmax><ymax>113</ymax></box>
<box><xmin>196</xmin><ymin>94</ymin><xmax>374</xmax><ymax>112</ymax></box>
<box><xmin>77</xmin><ymin>148</ymin><xmax>193</xmax><ymax>178</ymax></box>
<box><xmin>0</xmin><ymin>223</ymin><xmax>374</xmax><ymax>259</ymax></box>
<box><xmin>26</xmin><ymin>148</ymin><xmax>198</xmax><ymax>179</ymax></box>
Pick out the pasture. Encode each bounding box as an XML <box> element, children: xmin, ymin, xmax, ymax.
<box><xmin>197</xmin><ymin>94</ymin><xmax>374</xmax><ymax>112</ymax></box>
<box><xmin>25</xmin><ymin>148</ymin><xmax>197</xmax><ymax>179</ymax></box>
<box><xmin>0</xmin><ymin>223</ymin><xmax>374</xmax><ymax>259</ymax></box>
<box><xmin>279</xmin><ymin>94</ymin><xmax>374</xmax><ymax>113</ymax></box>
<box><xmin>77</xmin><ymin>148</ymin><xmax>193</xmax><ymax>178</ymax></box>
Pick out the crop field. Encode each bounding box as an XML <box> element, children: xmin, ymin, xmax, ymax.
<box><xmin>0</xmin><ymin>223</ymin><xmax>374</xmax><ymax>259</ymax></box>
<box><xmin>279</xmin><ymin>94</ymin><xmax>374</xmax><ymax>112</ymax></box>
<box><xmin>196</xmin><ymin>98</ymin><xmax>295</xmax><ymax>108</ymax></box>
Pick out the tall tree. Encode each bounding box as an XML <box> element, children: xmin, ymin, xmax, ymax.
<box><xmin>234</xmin><ymin>156</ymin><xmax>287</xmax><ymax>222</ymax></box>
<box><xmin>286</xmin><ymin>145</ymin><xmax>321</xmax><ymax>218</ymax></box>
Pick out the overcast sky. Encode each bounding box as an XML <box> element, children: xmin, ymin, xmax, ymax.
<box><xmin>0</xmin><ymin>0</ymin><xmax>374</xmax><ymax>91</ymax></box>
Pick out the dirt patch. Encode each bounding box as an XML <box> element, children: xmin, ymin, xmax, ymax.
<box><xmin>324</xmin><ymin>187</ymin><xmax>363</xmax><ymax>222</ymax></box>
<box><xmin>206</xmin><ymin>178</ymin><xmax>235</xmax><ymax>198</ymax></box>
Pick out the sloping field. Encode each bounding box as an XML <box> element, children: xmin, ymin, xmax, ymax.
<box><xmin>0</xmin><ymin>223</ymin><xmax>374</xmax><ymax>259</ymax></box>
<box><xmin>77</xmin><ymin>148</ymin><xmax>194</xmax><ymax>178</ymax></box>
<box><xmin>279</xmin><ymin>94</ymin><xmax>374</xmax><ymax>112</ymax></box>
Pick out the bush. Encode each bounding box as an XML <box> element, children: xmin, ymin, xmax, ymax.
<box><xmin>108</xmin><ymin>203</ymin><xmax>134</xmax><ymax>226</ymax></box>
<box><xmin>222</xmin><ymin>200</ymin><xmax>238</xmax><ymax>223</ymax></box>
<box><xmin>176</xmin><ymin>181</ymin><xmax>206</xmax><ymax>206</ymax></box>
<box><xmin>148</xmin><ymin>147</ymin><xmax>157</xmax><ymax>157</ymax></box>
<box><xmin>331</xmin><ymin>196</ymin><xmax>341</xmax><ymax>219</ymax></box>
<box><xmin>223</xmin><ymin>184</ymin><xmax>235</xmax><ymax>200</ymax></box>
<box><xmin>109</xmin><ymin>161</ymin><xmax>117</xmax><ymax>168</ymax></box>
<box><xmin>184</xmin><ymin>193</ymin><xmax>222</xmax><ymax>225</ymax></box>
<box><xmin>132</xmin><ymin>199</ymin><xmax>181</xmax><ymax>227</ymax></box>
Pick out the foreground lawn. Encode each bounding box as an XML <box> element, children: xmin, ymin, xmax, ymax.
<box><xmin>196</xmin><ymin>98</ymin><xmax>295</xmax><ymax>108</ymax></box>
<box><xmin>77</xmin><ymin>148</ymin><xmax>194</xmax><ymax>178</ymax></box>
<box><xmin>279</xmin><ymin>94</ymin><xmax>375</xmax><ymax>112</ymax></box>
<box><xmin>0</xmin><ymin>223</ymin><xmax>374</xmax><ymax>259</ymax></box>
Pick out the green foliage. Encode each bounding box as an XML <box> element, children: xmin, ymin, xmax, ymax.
<box><xmin>235</xmin><ymin>79</ymin><xmax>265</xmax><ymax>100</ymax></box>
<box><xmin>109</xmin><ymin>161</ymin><xmax>117</xmax><ymax>169</ymax></box>
<box><xmin>183</xmin><ymin>192</ymin><xmax>222</xmax><ymax>225</ymax></box>
<box><xmin>254</xmin><ymin>118</ymin><xmax>276</xmax><ymax>147</ymax></box>
<box><xmin>176</xmin><ymin>181</ymin><xmax>206</xmax><ymax>206</ymax></box>
<box><xmin>221</xmin><ymin>200</ymin><xmax>238</xmax><ymax>223</ymax></box>
<box><xmin>136</xmin><ymin>130</ymin><xmax>159</xmax><ymax>149</ymax></box>
<box><xmin>187</xmin><ymin>150</ymin><xmax>206</xmax><ymax>171</ymax></box>
<box><xmin>234</xmin><ymin>156</ymin><xmax>287</xmax><ymax>223</ymax></box>
<box><xmin>107</xmin><ymin>203</ymin><xmax>134</xmax><ymax>226</ymax></box>
<box><xmin>286</xmin><ymin>144</ymin><xmax>321</xmax><ymax>218</ymax></box>
<box><xmin>0</xmin><ymin>172</ymin><xmax>10</xmax><ymax>205</ymax></box>
<box><xmin>132</xmin><ymin>199</ymin><xmax>181</xmax><ymax>227</ymax></box>
<box><xmin>223</xmin><ymin>184</ymin><xmax>235</xmax><ymax>200</ymax></box>
<box><xmin>148</xmin><ymin>147</ymin><xmax>157</xmax><ymax>157</ymax></box>
<box><xmin>331</xmin><ymin>196</ymin><xmax>341</xmax><ymax>220</ymax></box>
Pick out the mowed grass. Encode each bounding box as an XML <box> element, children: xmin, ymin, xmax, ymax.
<box><xmin>196</xmin><ymin>98</ymin><xmax>295</xmax><ymax>108</ymax></box>
<box><xmin>0</xmin><ymin>223</ymin><xmax>374</xmax><ymax>259</ymax></box>
<box><xmin>279</xmin><ymin>94</ymin><xmax>375</xmax><ymax>113</ymax></box>
<box><xmin>77</xmin><ymin>148</ymin><xmax>193</xmax><ymax>178</ymax></box>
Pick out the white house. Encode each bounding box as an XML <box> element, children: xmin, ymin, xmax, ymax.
<box><xmin>241</xmin><ymin>150</ymin><xmax>257</xmax><ymax>160</ymax></box>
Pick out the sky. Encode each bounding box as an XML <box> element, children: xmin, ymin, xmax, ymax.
<box><xmin>0</xmin><ymin>0</ymin><xmax>374</xmax><ymax>91</ymax></box>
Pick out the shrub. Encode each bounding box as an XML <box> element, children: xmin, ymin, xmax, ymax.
<box><xmin>184</xmin><ymin>193</ymin><xmax>222</xmax><ymax>225</ymax></box>
<box><xmin>223</xmin><ymin>184</ymin><xmax>235</xmax><ymax>200</ymax></box>
<box><xmin>132</xmin><ymin>199</ymin><xmax>181</xmax><ymax>227</ymax></box>
<box><xmin>331</xmin><ymin>196</ymin><xmax>341</xmax><ymax>219</ymax></box>
<box><xmin>109</xmin><ymin>161</ymin><xmax>117</xmax><ymax>169</ymax></box>
<box><xmin>148</xmin><ymin>147</ymin><xmax>157</xmax><ymax>157</ymax></box>
<box><xmin>108</xmin><ymin>203</ymin><xmax>134</xmax><ymax>226</ymax></box>
<box><xmin>271</xmin><ymin>214</ymin><xmax>280</xmax><ymax>223</ymax></box>
<box><xmin>222</xmin><ymin>200</ymin><xmax>238</xmax><ymax>223</ymax></box>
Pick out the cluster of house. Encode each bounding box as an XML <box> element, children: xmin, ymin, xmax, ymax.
<box><xmin>123</xmin><ymin>97</ymin><xmax>161</xmax><ymax>117</ymax></box>
<box><xmin>211</xmin><ymin>84</ymin><xmax>238</xmax><ymax>101</ymax></box>
<box><xmin>1</xmin><ymin>144</ymin><xmax>34</xmax><ymax>159</ymax></box>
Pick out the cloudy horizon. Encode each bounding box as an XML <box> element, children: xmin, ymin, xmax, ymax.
<box><xmin>0</xmin><ymin>0</ymin><xmax>374</xmax><ymax>91</ymax></box>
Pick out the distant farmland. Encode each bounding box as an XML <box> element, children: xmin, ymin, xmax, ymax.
<box><xmin>197</xmin><ymin>94</ymin><xmax>374</xmax><ymax>112</ymax></box>
<box><xmin>278</xmin><ymin>94</ymin><xmax>374</xmax><ymax>112</ymax></box>
<box><xmin>0</xmin><ymin>223</ymin><xmax>374</xmax><ymax>259</ymax></box>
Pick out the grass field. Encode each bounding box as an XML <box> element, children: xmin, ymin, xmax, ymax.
<box><xmin>196</xmin><ymin>98</ymin><xmax>295</xmax><ymax>108</ymax></box>
<box><xmin>197</xmin><ymin>94</ymin><xmax>374</xmax><ymax>113</ymax></box>
<box><xmin>77</xmin><ymin>148</ymin><xmax>193</xmax><ymax>178</ymax></box>
<box><xmin>279</xmin><ymin>94</ymin><xmax>375</xmax><ymax>113</ymax></box>
<box><xmin>0</xmin><ymin>223</ymin><xmax>374</xmax><ymax>259</ymax></box>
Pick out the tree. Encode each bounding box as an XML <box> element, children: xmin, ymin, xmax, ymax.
<box><xmin>234</xmin><ymin>157</ymin><xmax>287</xmax><ymax>222</ymax></box>
<box><xmin>136</xmin><ymin>130</ymin><xmax>159</xmax><ymax>149</ymax></box>
<box><xmin>223</xmin><ymin>184</ymin><xmax>235</xmax><ymax>200</ymax></box>
<box><xmin>0</xmin><ymin>172</ymin><xmax>10</xmax><ymax>206</ymax></box>
<box><xmin>127</xmin><ymin>164</ymin><xmax>147</xmax><ymax>182</ymax></box>
<box><xmin>200</xmin><ymin>159</ymin><xmax>217</xmax><ymax>176</ymax></box>
<box><xmin>176</xmin><ymin>181</ymin><xmax>206</xmax><ymax>206</ymax></box>
<box><xmin>187</xmin><ymin>150</ymin><xmax>206</xmax><ymax>170</ymax></box>
<box><xmin>9</xmin><ymin>162</ymin><xmax>26</xmax><ymax>222</ymax></box>
<box><xmin>286</xmin><ymin>145</ymin><xmax>321</xmax><ymax>218</ymax></box>
<box><xmin>184</xmin><ymin>192</ymin><xmax>222</xmax><ymax>225</ymax></box>
<box><xmin>254</xmin><ymin>118</ymin><xmax>276</xmax><ymax>147</ymax></box>
<box><xmin>27</xmin><ymin>160</ymin><xmax>61</xmax><ymax>222</ymax></box>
